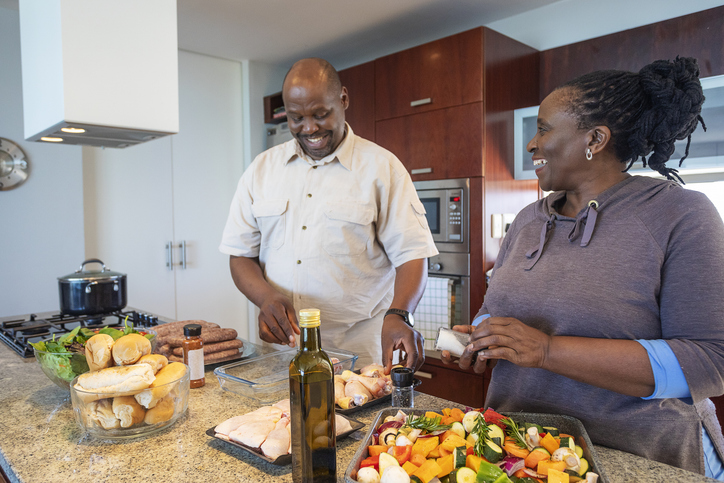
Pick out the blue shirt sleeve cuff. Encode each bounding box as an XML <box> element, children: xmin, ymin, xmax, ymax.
<box><xmin>636</xmin><ymin>339</ymin><xmax>691</xmax><ymax>400</ymax></box>
<box><xmin>471</xmin><ymin>313</ymin><xmax>491</xmax><ymax>327</ymax></box>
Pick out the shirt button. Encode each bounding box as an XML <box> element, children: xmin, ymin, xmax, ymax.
<box><xmin>302</xmin><ymin>226</ymin><xmax>307</xmax><ymax>230</ymax></box>
<box><xmin>307</xmin><ymin>193</ymin><xmax>312</xmax><ymax>198</ymax></box>
<box><xmin>297</xmin><ymin>260</ymin><xmax>301</xmax><ymax>264</ymax></box>
<box><xmin>313</xmin><ymin>166</ymin><xmax>318</xmax><ymax>169</ymax></box>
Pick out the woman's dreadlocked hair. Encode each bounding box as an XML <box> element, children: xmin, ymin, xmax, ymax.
<box><xmin>559</xmin><ymin>57</ymin><xmax>706</xmax><ymax>183</ymax></box>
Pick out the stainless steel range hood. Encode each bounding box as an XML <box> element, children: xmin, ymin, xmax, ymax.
<box><xmin>18</xmin><ymin>0</ymin><xmax>179</xmax><ymax>149</ymax></box>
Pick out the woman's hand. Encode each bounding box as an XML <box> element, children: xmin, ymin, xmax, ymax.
<box><xmin>439</xmin><ymin>325</ymin><xmax>497</xmax><ymax>374</ymax></box>
<box><xmin>465</xmin><ymin>316</ymin><xmax>551</xmax><ymax>369</ymax></box>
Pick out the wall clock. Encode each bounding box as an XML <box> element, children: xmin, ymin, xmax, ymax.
<box><xmin>0</xmin><ymin>138</ymin><xmax>29</xmax><ymax>191</ymax></box>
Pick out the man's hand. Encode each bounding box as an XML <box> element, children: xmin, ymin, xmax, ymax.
<box><xmin>258</xmin><ymin>292</ymin><xmax>300</xmax><ymax>347</ymax></box>
<box><xmin>381</xmin><ymin>314</ymin><xmax>425</xmax><ymax>374</ymax></box>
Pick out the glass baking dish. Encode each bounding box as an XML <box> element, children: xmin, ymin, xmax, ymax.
<box><xmin>213</xmin><ymin>348</ymin><xmax>358</xmax><ymax>403</ymax></box>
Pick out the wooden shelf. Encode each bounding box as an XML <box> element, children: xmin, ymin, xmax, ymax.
<box><xmin>263</xmin><ymin>91</ymin><xmax>286</xmax><ymax>124</ymax></box>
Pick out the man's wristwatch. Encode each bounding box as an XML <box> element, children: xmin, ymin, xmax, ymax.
<box><xmin>385</xmin><ymin>308</ymin><xmax>415</xmax><ymax>328</ymax></box>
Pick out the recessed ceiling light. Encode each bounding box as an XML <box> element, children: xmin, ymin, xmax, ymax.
<box><xmin>61</xmin><ymin>127</ymin><xmax>86</xmax><ymax>133</ymax></box>
<box><xmin>40</xmin><ymin>137</ymin><xmax>64</xmax><ymax>142</ymax></box>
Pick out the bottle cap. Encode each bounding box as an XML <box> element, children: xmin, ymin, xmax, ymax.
<box><xmin>184</xmin><ymin>324</ymin><xmax>202</xmax><ymax>337</ymax></box>
<box><xmin>298</xmin><ymin>308</ymin><xmax>321</xmax><ymax>328</ymax></box>
<box><xmin>390</xmin><ymin>367</ymin><xmax>414</xmax><ymax>387</ymax></box>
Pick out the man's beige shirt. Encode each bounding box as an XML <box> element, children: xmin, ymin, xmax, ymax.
<box><xmin>219</xmin><ymin>125</ymin><xmax>437</xmax><ymax>365</ymax></box>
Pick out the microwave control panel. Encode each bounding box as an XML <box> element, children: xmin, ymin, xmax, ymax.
<box><xmin>447</xmin><ymin>189</ymin><xmax>463</xmax><ymax>241</ymax></box>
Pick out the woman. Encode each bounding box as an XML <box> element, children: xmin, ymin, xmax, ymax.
<box><xmin>442</xmin><ymin>57</ymin><xmax>724</xmax><ymax>478</ymax></box>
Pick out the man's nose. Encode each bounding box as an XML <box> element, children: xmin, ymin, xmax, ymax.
<box><xmin>301</xmin><ymin>118</ymin><xmax>318</xmax><ymax>134</ymax></box>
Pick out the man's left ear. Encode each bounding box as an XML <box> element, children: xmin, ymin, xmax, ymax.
<box><xmin>340</xmin><ymin>86</ymin><xmax>349</xmax><ymax>110</ymax></box>
<box><xmin>588</xmin><ymin>126</ymin><xmax>611</xmax><ymax>155</ymax></box>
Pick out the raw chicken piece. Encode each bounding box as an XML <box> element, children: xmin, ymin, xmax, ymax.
<box><xmin>214</xmin><ymin>406</ymin><xmax>282</xmax><ymax>436</ymax></box>
<box><xmin>359</xmin><ymin>363</ymin><xmax>385</xmax><ymax>378</ymax></box>
<box><xmin>229</xmin><ymin>419</ymin><xmax>276</xmax><ymax>449</ymax></box>
<box><xmin>335</xmin><ymin>375</ymin><xmax>353</xmax><ymax>409</ymax></box>
<box><xmin>260</xmin><ymin>417</ymin><xmax>290</xmax><ymax>460</ymax></box>
<box><xmin>345</xmin><ymin>380</ymin><xmax>372</xmax><ymax>406</ymax></box>
<box><xmin>273</xmin><ymin>398</ymin><xmax>290</xmax><ymax>417</ymax></box>
<box><xmin>345</xmin><ymin>372</ymin><xmax>392</xmax><ymax>398</ymax></box>
<box><xmin>335</xmin><ymin>414</ymin><xmax>352</xmax><ymax>435</ymax></box>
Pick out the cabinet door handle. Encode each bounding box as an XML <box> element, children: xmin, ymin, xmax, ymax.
<box><xmin>411</xmin><ymin>168</ymin><xmax>432</xmax><ymax>175</ymax></box>
<box><xmin>416</xmin><ymin>371</ymin><xmax>433</xmax><ymax>379</ymax></box>
<box><xmin>166</xmin><ymin>242</ymin><xmax>174</xmax><ymax>270</ymax></box>
<box><xmin>179</xmin><ymin>240</ymin><xmax>187</xmax><ymax>270</ymax></box>
<box><xmin>410</xmin><ymin>97</ymin><xmax>432</xmax><ymax>107</ymax></box>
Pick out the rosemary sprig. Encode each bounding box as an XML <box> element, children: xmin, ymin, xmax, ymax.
<box><xmin>472</xmin><ymin>414</ymin><xmax>490</xmax><ymax>457</ymax></box>
<box><xmin>501</xmin><ymin>416</ymin><xmax>527</xmax><ymax>449</ymax></box>
<box><xmin>403</xmin><ymin>414</ymin><xmax>451</xmax><ymax>433</ymax></box>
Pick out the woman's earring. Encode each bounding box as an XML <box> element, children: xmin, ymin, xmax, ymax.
<box><xmin>585</xmin><ymin>148</ymin><xmax>593</xmax><ymax>161</ymax></box>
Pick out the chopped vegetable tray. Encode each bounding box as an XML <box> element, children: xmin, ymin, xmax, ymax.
<box><xmin>343</xmin><ymin>408</ymin><xmax>610</xmax><ymax>483</ymax></box>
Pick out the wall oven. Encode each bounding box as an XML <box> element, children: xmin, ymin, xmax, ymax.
<box><xmin>413</xmin><ymin>178</ymin><xmax>471</xmax><ymax>351</ymax></box>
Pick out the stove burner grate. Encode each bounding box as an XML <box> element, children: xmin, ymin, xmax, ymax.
<box><xmin>0</xmin><ymin>310</ymin><xmax>160</xmax><ymax>358</ymax></box>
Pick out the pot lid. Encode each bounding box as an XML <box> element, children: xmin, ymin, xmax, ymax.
<box><xmin>58</xmin><ymin>259</ymin><xmax>126</xmax><ymax>282</ymax></box>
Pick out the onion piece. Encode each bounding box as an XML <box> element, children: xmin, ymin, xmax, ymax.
<box><xmin>499</xmin><ymin>456</ymin><xmax>525</xmax><ymax>476</ymax></box>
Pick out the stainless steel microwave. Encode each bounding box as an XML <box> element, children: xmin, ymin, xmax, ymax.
<box><xmin>413</xmin><ymin>178</ymin><xmax>469</xmax><ymax>254</ymax></box>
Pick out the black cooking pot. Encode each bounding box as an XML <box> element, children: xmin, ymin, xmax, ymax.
<box><xmin>58</xmin><ymin>259</ymin><xmax>127</xmax><ymax>315</ymax></box>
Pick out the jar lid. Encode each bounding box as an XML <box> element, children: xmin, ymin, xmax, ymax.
<box><xmin>390</xmin><ymin>367</ymin><xmax>414</xmax><ymax>387</ymax></box>
<box><xmin>184</xmin><ymin>324</ymin><xmax>202</xmax><ymax>337</ymax></box>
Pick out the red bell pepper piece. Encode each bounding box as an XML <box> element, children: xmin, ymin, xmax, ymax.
<box><xmin>482</xmin><ymin>408</ymin><xmax>507</xmax><ymax>430</ymax></box>
<box><xmin>360</xmin><ymin>454</ymin><xmax>380</xmax><ymax>471</ymax></box>
<box><xmin>392</xmin><ymin>445</ymin><xmax>412</xmax><ymax>465</ymax></box>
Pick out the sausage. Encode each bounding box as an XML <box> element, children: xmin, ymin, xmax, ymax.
<box><xmin>168</xmin><ymin>347</ymin><xmax>240</xmax><ymax>364</ymax></box>
<box><xmin>153</xmin><ymin>320</ymin><xmax>220</xmax><ymax>336</ymax></box>
<box><xmin>165</xmin><ymin>328</ymin><xmax>238</xmax><ymax>347</ymax></box>
<box><xmin>171</xmin><ymin>338</ymin><xmax>243</xmax><ymax>356</ymax></box>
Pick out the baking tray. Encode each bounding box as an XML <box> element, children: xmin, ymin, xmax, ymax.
<box><xmin>343</xmin><ymin>407</ymin><xmax>609</xmax><ymax>483</ymax></box>
<box><xmin>206</xmin><ymin>414</ymin><xmax>364</xmax><ymax>465</ymax></box>
<box><xmin>335</xmin><ymin>378</ymin><xmax>422</xmax><ymax>415</ymax></box>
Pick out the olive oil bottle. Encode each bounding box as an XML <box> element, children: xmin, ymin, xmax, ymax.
<box><xmin>289</xmin><ymin>308</ymin><xmax>336</xmax><ymax>483</ymax></box>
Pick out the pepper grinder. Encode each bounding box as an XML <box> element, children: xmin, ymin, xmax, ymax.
<box><xmin>390</xmin><ymin>367</ymin><xmax>415</xmax><ymax>408</ymax></box>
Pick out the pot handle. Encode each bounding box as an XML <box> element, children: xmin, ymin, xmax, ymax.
<box><xmin>78</xmin><ymin>258</ymin><xmax>107</xmax><ymax>273</ymax></box>
<box><xmin>85</xmin><ymin>281</ymin><xmax>99</xmax><ymax>294</ymax></box>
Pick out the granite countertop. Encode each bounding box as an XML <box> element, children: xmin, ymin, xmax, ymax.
<box><xmin>0</xmin><ymin>342</ymin><xmax>717</xmax><ymax>483</ymax></box>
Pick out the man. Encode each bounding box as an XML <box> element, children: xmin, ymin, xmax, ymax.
<box><xmin>219</xmin><ymin>58</ymin><xmax>437</xmax><ymax>370</ymax></box>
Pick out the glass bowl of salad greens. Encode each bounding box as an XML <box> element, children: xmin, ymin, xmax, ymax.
<box><xmin>31</xmin><ymin>322</ymin><xmax>157</xmax><ymax>390</ymax></box>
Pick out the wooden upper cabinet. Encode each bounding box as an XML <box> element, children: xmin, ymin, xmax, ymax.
<box><xmin>339</xmin><ymin>61</ymin><xmax>376</xmax><ymax>142</ymax></box>
<box><xmin>375</xmin><ymin>28</ymin><xmax>483</xmax><ymax>121</ymax></box>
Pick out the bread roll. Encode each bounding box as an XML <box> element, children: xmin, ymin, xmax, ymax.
<box><xmin>137</xmin><ymin>354</ymin><xmax>168</xmax><ymax>374</ymax></box>
<box><xmin>112</xmin><ymin>396</ymin><xmax>146</xmax><ymax>428</ymax></box>
<box><xmin>134</xmin><ymin>362</ymin><xmax>187</xmax><ymax>409</ymax></box>
<box><xmin>85</xmin><ymin>334</ymin><xmax>115</xmax><ymax>372</ymax></box>
<box><xmin>144</xmin><ymin>394</ymin><xmax>175</xmax><ymax>424</ymax></box>
<box><xmin>74</xmin><ymin>364</ymin><xmax>155</xmax><ymax>403</ymax></box>
<box><xmin>112</xmin><ymin>333</ymin><xmax>152</xmax><ymax>365</ymax></box>
<box><xmin>88</xmin><ymin>399</ymin><xmax>121</xmax><ymax>430</ymax></box>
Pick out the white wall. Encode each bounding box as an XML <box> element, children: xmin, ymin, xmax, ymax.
<box><xmin>0</xmin><ymin>6</ymin><xmax>84</xmax><ymax>317</ymax></box>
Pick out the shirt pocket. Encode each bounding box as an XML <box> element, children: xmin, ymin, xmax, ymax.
<box><xmin>251</xmin><ymin>199</ymin><xmax>288</xmax><ymax>249</ymax></box>
<box><xmin>322</xmin><ymin>201</ymin><xmax>375</xmax><ymax>256</ymax></box>
<box><xmin>411</xmin><ymin>200</ymin><xmax>430</xmax><ymax>231</ymax></box>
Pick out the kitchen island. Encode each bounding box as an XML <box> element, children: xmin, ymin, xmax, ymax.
<box><xmin>0</xmin><ymin>341</ymin><xmax>717</xmax><ymax>482</ymax></box>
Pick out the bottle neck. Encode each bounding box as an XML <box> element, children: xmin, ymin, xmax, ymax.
<box><xmin>299</xmin><ymin>325</ymin><xmax>321</xmax><ymax>352</ymax></box>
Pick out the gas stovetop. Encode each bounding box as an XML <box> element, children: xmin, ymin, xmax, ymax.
<box><xmin>0</xmin><ymin>309</ymin><xmax>162</xmax><ymax>358</ymax></box>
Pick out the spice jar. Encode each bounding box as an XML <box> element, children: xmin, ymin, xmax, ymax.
<box><xmin>390</xmin><ymin>367</ymin><xmax>414</xmax><ymax>407</ymax></box>
<box><xmin>182</xmin><ymin>324</ymin><xmax>205</xmax><ymax>388</ymax></box>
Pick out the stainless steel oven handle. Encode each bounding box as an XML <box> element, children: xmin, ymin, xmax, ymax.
<box><xmin>411</xmin><ymin>168</ymin><xmax>432</xmax><ymax>175</ymax></box>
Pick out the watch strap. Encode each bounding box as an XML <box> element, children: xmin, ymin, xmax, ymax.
<box><xmin>385</xmin><ymin>308</ymin><xmax>414</xmax><ymax>327</ymax></box>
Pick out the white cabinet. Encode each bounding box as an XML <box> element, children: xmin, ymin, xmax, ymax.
<box><xmin>82</xmin><ymin>50</ymin><xmax>248</xmax><ymax>337</ymax></box>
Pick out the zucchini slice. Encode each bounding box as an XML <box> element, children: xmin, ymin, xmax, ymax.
<box><xmin>482</xmin><ymin>439</ymin><xmax>504</xmax><ymax>464</ymax></box>
<box><xmin>559</xmin><ymin>436</ymin><xmax>575</xmax><ymax>450</ymax></box>
<box><xmin>579</xmin><ymin>457</ymin><xmax>590</xmax><ymax>476</ymax></box>
<box><xmin>453</xmin><ymin>446</ymin><xmax>467</xmax><ymax>468</ymax></box>
<box><xmin>487</xmin><ymin>424</ymin><xmax>505</xmax><ymax>447</ymax></box>
<box><xmin>450</xmin><ymin>467</ymin><xmax>476</xmax><ymax>483</ymax></box>
<box><xmin>542</xmin><ymin>426</ymin><xmax>560</xmax><ymax>437</ymax></box>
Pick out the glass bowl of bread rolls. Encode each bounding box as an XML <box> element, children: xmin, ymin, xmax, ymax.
<box><xmin>69</xmin><ymin>332</ymin><xmax>189</xmax><ymax>439</ymax></box>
